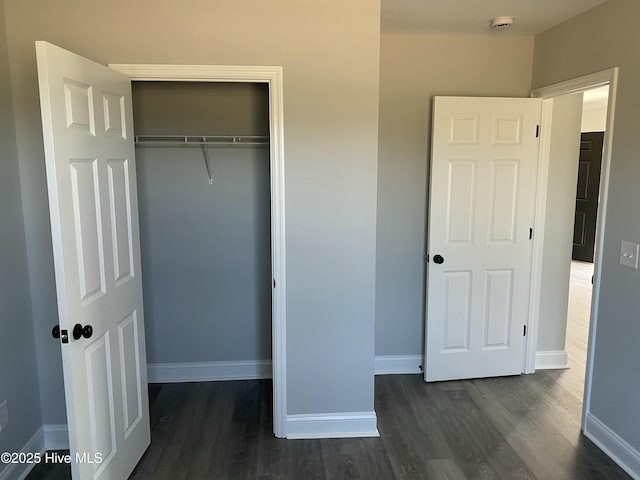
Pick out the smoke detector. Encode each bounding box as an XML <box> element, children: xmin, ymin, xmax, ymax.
<box><xmin>490</xmin><ymin>16</ymin><xmax>515</xmax><ymax>30</ymax></box>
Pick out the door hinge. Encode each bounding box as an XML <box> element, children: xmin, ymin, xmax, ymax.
<box><xmin>523</xmin><ymin>325</ymin><xmax>527</xmax><ymax>336</ymax></box>
<box><xmin>529</xmin><ymin>228</ymin><xmax>533</xmax><ymax>240</ymax></box>
<box><xmin>273</xmin><ymin>279</ymin><xmax>276</xmax><ymax>288</ymax></box>
<box><xmin>536</xmin><ymin>125</ymin><xmax>540</xmax><ymax>138</ymax></box>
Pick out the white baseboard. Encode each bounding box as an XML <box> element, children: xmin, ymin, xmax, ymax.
<box><xmin>535</xmin><ymin>350</ymin><xmax>568</xmax><ymax>370</ymax></box>
<box><xmin>149</xmin><ymin>355</ymin><xmax>424</xmax><ymax>382</ymax></box>
<box><xmin>374</xmin><ymin>355</ymin><xmax>422</xmax><ymax>375</ymax></box>
<box><xmin>43</xmin><ymin>424</ymin><xmax>69</xmax><ymax>451</ymax></box>
<box><xmin>37</xmin><ymin>412</ymin><xmax>379</xmax><ymax>446</ymax></box>
<box><xmin>584</xmin><ymin>412</ymin><xmax>640</xmax><ymax>479</ymax></box>
<box><xmin>0</xmin><ymin>427</ymin><xmax>44</xmax><ymax>480</ymax></box>
<box><xmin>147</xmin><ymin>360</ymin><xmax>272</xmax><ymax>383</ymax></box>
<box><xmin>286</xmin><ymin>411</ymin><xmax>379</xmax><ymax>439</ymax></box>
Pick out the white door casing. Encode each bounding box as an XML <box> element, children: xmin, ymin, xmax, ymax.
<box><xmin>107</xmin><ymin>63</ymin><xmax>288</xmax><ymax>438</ymax></box>
<box><xmin>425</xmin><ymin>96</ymin><xmax>542</xmax><ymax>382</ymax></box>
<box><xmin>36</xmin><ymin>42</ymin><xmax>150</xmax><ymax>479</ymax></box>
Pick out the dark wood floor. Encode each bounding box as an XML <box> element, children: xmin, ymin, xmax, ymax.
<box><xmin>27</xmin><ymin>263</ymin><xmax>614</xmax><ymax>479</ymax></box>
<box><xmin>27</xmin><ymin>371</ymin><xmax>629</xmax><ymax>480</ymax></box>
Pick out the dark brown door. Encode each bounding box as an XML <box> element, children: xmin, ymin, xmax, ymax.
<box><xmin>572</xmin><ymin>132</ymin><xmax>604</xmax><ymax>262</ymax></box>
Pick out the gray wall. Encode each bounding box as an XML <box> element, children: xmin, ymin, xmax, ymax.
<box><xmin>376</xmin><ymin>31</ymin><xmax>534</xmax><ymax>356</ymax></box>
<box><xmin>4</xmin><ymin>0</ymin><xmax>380</xmax><ymax>420</ymax></box>
<box><xmin>0</xmin><ymin>0</ymin><xmax>42</xmax><ymax>459</ymax></box>
<box><xmin>533</xmin><ymin>0</ymin><xmax>640</xmax><ymax>451</ymax></box>
<box><xmin>132</xmin><ymin>82</ymin><xmax>272</xmax><ymax>364</ymax></box>
<box><xmin>537</xmin><ymin>94</ymin><xmax>583</xmax><ymax>352</ymax></box>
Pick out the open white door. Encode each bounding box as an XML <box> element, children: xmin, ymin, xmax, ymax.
<box><xmin>36</xmin><ymin>42</ymin><xmax>150</xmax><ymax>479</ymax></box>
<box><xmin>425</xmin><ymin>96</ymin><xmax>541</xmax><ymax>382</ymax></box>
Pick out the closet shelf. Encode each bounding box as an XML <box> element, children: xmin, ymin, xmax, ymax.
<box><xmin>134</xmin><ymin>135</ymin><xmax>270</xmax><ymax>185</ymax></box>
<box><xmin>134</xmin><ymin>135</ymin><xmax>269</xmax><ymax>147</ymax></box>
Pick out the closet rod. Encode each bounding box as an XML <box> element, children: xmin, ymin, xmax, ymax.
<box><xmin>134</xmin><ymin>135</ymin><xmax>269</xmax><ymax>147</ymax></box>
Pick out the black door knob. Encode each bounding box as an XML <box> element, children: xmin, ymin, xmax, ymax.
<box><xmin>52</xmin><ymin>325</ymin><xmax>60</xmax><ymax>339</ymax></box>
<box><xmin>73</xmin><ymin>323</ymin><xmax>94</xmax><ymax>340</ymax></box>
<box><xmin>83</xmin><ymin>325</ymin><xmax>93</xmax><ymax>339</ymax></box>
<box><xmin>433</xmin><ymin>254</ymin><xmax>445</xmax><ymax>264</ymax></box>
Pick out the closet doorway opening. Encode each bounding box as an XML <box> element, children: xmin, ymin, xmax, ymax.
<box><xmin>133</xmin><ymin>80</ymin><xmax>272</xmax><ymax>408</ymax></box>
<box><xmin>111</xmin><ymin>65</ymin><xmax>287</xmax><ymax>438</ymax></box>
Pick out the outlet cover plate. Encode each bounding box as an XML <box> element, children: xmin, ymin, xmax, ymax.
<box><xmin>0</xmin><ymin>400</ymin><xmax>8</xmax><ymax>432</ymax></box>
<box><xmin>620</xmin><ymin>240</ymin><xmax>639</xmax><ymax>269</ymax></box>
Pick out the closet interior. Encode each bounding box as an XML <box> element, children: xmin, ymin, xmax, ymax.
<box><xmin>131</xmin><ymin>81</ymin><xmax>272</xmax><ymax>381</ymax></box>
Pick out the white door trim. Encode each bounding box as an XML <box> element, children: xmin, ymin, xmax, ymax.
<box><xmin>527</xmin><ymin>67</ymin><xmax>619</xmax><ymax>431</ymax></box>
<box><xmin>108</xmin><ymin>63</ymin><xmax>287</xmax><ymax>438</ymax></box>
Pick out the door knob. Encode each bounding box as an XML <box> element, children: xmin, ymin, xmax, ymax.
<box><xmin>433</xmin><ymin>254</ymin><xmax>445</xmax><ymax>264</ymax></box>
<box><xmin>72</xmin><ymin>323</ymin><xmax>93</xmax><ymax>340</ymax></box>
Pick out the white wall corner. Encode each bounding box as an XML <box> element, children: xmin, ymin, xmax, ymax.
<box><xmin>147</xmin><ymin>360</ymin><xmax>272</xmax><ymax>383</ymax></box>
<box><xmin>43</xmin><ymin>424</ymin><xmax>69</xmax><ymax>451</ymax></box>
<box><xmin>374</xmin><ymin>355</ymin><xmax>422</xmax><ymax>375</ymax></box>
<box><xmin>584</xmin><ymin>412</ymin><xmax>640</xmax><ymax>479</ymax></box>
<box><xmin>0</xmin><ymin>427</ymin><xmax>44</xmax><ymax>480</ymax></box>
<box><xmin>286</xmin><ymin>411</ymin><xmax>379</xmax><ymax>440</ymax></box>
<box><xmin>535</xmin><ymin>350</ymin><xmax>568</xmax><ymax>370</ymax></box>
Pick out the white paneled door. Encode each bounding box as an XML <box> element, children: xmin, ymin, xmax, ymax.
<box><xmin>425</xmin><ymin>96</ymin><xmax>542</xmax><ymax>382</ymax></box>
<box><xmin>36</xmin><ymin>42</ymin><xmax>150</xmax><ymax>479</ymax></box>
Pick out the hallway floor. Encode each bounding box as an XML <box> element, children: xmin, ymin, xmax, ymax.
<box><xmin>557</xmin><ymin>260</ymin><xmax>595</xmax><ymax>402</ymax></box>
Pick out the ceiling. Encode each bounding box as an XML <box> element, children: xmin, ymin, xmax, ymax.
<box><xmin>381</xmin><ymin>0</ymin><xmax>609</xmax><ymax>35</ymax></box>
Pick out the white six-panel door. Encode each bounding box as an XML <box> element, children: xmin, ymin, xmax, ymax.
<box><xmin>36</xmin><ymin>42</ymin><xmax>150</xmax><ymax>479</ymax></box>
<box><xmin>425</xmin><ymin>96</ymin><xmax>542</xmax><ymax>382</ymax></box>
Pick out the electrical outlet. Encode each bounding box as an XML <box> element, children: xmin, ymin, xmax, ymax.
<box><xmin>0</xmin><ymin>400</ymin><xmax>8</xmax><ymax>432</ymax></box>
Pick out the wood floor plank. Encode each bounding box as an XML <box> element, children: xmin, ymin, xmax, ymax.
<box><xmin>422</xmin><ymin>459</ymin><xmax>467</xmax><ymax>480</ymax></box>
<box><xmin>464</xmin><ymin>377</ymin><xmax>600</xmax><ymax>479</ymax></box>
<box><xmin>378</xmin><ymin>375</ymin><xmax>453</xmax><ymax>460</ymax></box>
<box><xmin>429</xmin><ymin>386</ymin><xmax>536</xmax><ymax>480</ymax></box>
<box><xmin>378</xmin><ymin>374</ymin><xmax>471</xmax><ymax>479</ymax></box>
<box><xmin>320</xmin><ymin>436</ymin><xmax>396</xmax><ymax>480</ymax></box>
